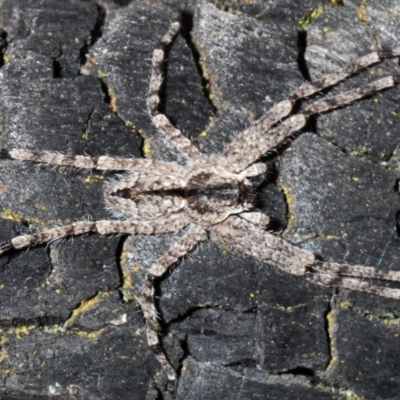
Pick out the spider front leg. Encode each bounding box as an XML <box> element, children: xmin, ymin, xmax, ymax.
<box><xmin>220</xmin><ymin>52</ymin><xmax>400</xmax><ymax>173</ymax></box>
<box><xmin>147</xmin><ymin>22</ymin><xmax>203</xmax><ymax>163</ymax></box>
<box><xmin>0</xmin><ymin>217</ymin><xmax>189</xmax><ymax>255</ymax></box>
<box><xmin>140</xmin><ymin>223</ymin><xmax>205</xmax><ymax>384</ymax></box>
<box><xmin>2</xmin><ymin>148</ymin><xmax>185</xmax><ymax>174</ymax></box>
<box><xmin>222</xmin><ymin>76</ymin><xmax>397</xmax><ymax>174</ymax></box>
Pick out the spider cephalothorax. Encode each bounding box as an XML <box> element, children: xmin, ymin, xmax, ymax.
<box><xmin>184</xmin><ymin>164</ymin><xmax>254</xmax><ymax>225</ymax></box>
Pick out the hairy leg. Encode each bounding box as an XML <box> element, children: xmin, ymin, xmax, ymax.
<box><xmin>3</xmin><ymin>149</ymin><xmax>185</xmax><ymax>174</ymax></box>
<box><xmin>0</xmin><ymin>217</ymin><xmax>190</xmax><ymax>254</ymax></box>
<box><xmin>222</xmin><ymin>76</ymin><xmax>397</xmax><ymax>173</ymax></box>
<box><xmin>147</xmin><ymin>22</ymin><xmax>203</xmax><ymax>164</ymax></box>
<box><xmin>308</xmin><ymin>261</ymin><xmax>400</xmax><ymax>299</ymax></box>
<box><xmin>220</xmin><ymin>50</ymin><xmax>400</xmax><ymax>172</ymax></box>
<box><xmin>141</xmin><ymin>223</ymin><xmax>205</xmax><ymax>383</ymax></box>
<box><xmin>215</xmin><ymin>217</ymin><xmax>400</xmax><ymax>300</ymax></box>
<box><xmin>212</xmin><ymin>215</ymin><xmax>315</xmax><ymax>276</ymax></box>
<box><xmin>239</xmin><ymin>211</ymin><xmax>270</xmax><ymax>229</ymax></box>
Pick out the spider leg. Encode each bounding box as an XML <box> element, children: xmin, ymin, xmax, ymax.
<box><xmin>301</xmin><ymin>77</ymin><xmax>396</xmax><ymax>116</ymax></box>
<box><xmin>147</xmin><ymin>22</ymin><xmax>203</xmax><ymax>163</ymax></box>
<box><xmin>222</xmin><ymin>76</ymin><xmax>397</xmax><ymax>173</ymax></box>
<box><xmin>0</xmin><ymin>217</ymin><xmax>189</xmax><ymax>254</ymax></box>
<box><xmin>239</xmin><ymin>211</ymin><xmax>270</xmax><ymax>229</ymax></box>
<box><xmin>307</xmin><ymin>261</ymin><xmax>400</xmax><ymax>300</ymax></box>
<box><xmin>216</xmin><ymin>217</ymin><xmax>400</xmax><ymax>300</ymax></box>
<box><xmin>212</xmin><ymin>215</ymin><xmax>315</xmax><ymax>276</ymax></box>
<box><xmin>239</xmin><ymin>163</ymin><xmax>267</xmax><ymax>180</ymax></box>
<box><xmin>3</xmin><ymin>149</ymin><xmax>185</xmax><ymax>174</ymax></box>
<box><xmin>220</xmin><ymin>50</ymin><xmax>400</xmax><ymax>173</ymax></box>
<box><xmin>141</xmin><ymin>223</ymin><xmax>205</xmax><ymax>383</ymax></box>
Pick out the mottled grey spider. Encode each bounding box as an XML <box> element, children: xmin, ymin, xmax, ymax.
<box><xmin>2</xmin><ymin>21</ymin><xmax>400</xmax><ymax>387</ymax></box>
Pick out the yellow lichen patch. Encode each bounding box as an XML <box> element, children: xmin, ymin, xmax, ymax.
<box><xmin>39</xmin><ymin>205</ymin><xmax>47</xmax><ymax>211</ymax></box>
<box><xmin>324</xmin><ymin>308</ymin><xmax>338</xmax><ymax>372</ymax></box>
<box><xmin>119</xmin><ymin>249</ymin><xmax>141</xmax><ymax>302</ymax></box>
<box><xmin>198</xmin><ymin>130</ymin><xmax>207</xmax><ymax>138</ymax></box>
<box><xmin>344</xmin><ymin>390</ymin><xmax>363</xmax><ymax>400</ymax></box>
<box><xmin>299</xmin><ymin>6</ymin><xmax>325</xmax><ymax>27</ymax></box>
<box><xmin>105</xmin><ymin>86</ymin><xmax>118</xmax><ymax>114</ymax></box>
<box><xmin>0</xmin><ymin>351</ymin><xmax>7</xmax><ymax>364</ymax></box>
<box><xmin>279</xmin><ymin>183</ymin><xmax>296</xmax><ymax>224</ymax></box>
<box><xmin>12</xmin><ymin>325</ymin><xmax>35</xmax><ymax>339</ymax></box>
<box><xmin>96</xmin><ymin>69</ymin><xmax>110</xmax><ymax>79</ymax></box>
<box><xmin>64</xmin><ymin>292</ymin><xmax>110</xmax><ymax>328</ymax></box>
<box><xmin>352</xmin><ymin>176</ymin><xmax>359</xmax><ymax>182</ymax></box>
<box><xmin>121</xmin><ymin>263</ymin><xmax>136</xmax><ymax>300</ymax></box>
<box><xmin>120</xmin><ymin>249</ymin><xmax>128</xmax><ymax>267</ymax></box>
<box><xmin>338</xmin><ymin>300</ymin><xmax>352</xmax><ymax>309</ymax></box>
<box><xmin>249</xmin><ymin>290</ymin><xmax>260</xmax><ymax>299</ymax></box>
<box><xmin>142</xmin><ymin>139</ymin><xmax>152</xmax><ymax>157</ymax></box>
<box><xmin>348</xmin><ymin>146</ymin><xmax>369</xmax><ymax>157</ymax></box>
<box><xmin>110</xmin><ymin>96</ymin><xmax>118</xmax><ymax>113</ymax></box>
<box><xmin>57</xmin><ymin>169</ymin><xmax>69</xmax><ymax>177</ymax></box>
<box><xmin>1</xmin><ymin>209</ymin><xmax>25</xmax><ymax>222</ymax></box>
<box><xmin>357</xmin><ymin>0</ymin><xmax>368</xmax><ymax>23</ymax></box>
<box><xmin>0</xmin><ymin>368</ymin><xmax>16</xmax><ymax>376</ymax></box>
<box><xmin>76</xmin><ymin>328</ymin><xmax>106</xmax><ymax>340</ymax></box>
<box><xmin>0</xmin><ymin>186</ymin><xmax>7</xmax><ymax>192</ymax></box>
<box><xmin>83</xmin><ymin>174</ymin><xmax>105</xmax><ymax>183</ymax></box>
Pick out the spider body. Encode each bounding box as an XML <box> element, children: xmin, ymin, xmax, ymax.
<box><xmin>2</xmin><ymin>21</ymin><xmax>400</xmax><ymax>390</ymax></box>
<box><xmin>184</xmin><ymin>164</ymin><xmax>255</xmax><ymax>225</ymax></box>
<box><xmin>105</xmin><ymin>162</ymin><xmax>254</xmax><ymax>225</ymax></box>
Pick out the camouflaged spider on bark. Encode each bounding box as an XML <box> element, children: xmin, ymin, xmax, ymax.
<box><xmin>3</xmin><ymin>21</ymin><xmax>400</xmax><ymax>388</ymax></box>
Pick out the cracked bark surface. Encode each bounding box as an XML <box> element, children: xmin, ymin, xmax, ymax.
<box><xmin>0</xmin><ymin>0</ymin><xmax>399</xmax><ymax>399</ymax></box>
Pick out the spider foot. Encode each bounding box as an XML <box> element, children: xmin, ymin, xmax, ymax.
<box><xmin>0</xmin><ymin>242</ymin><xmax>12</xmax><ymax>254</ymax></box>
<box><xmin>166</xmin><ymin>376</ymin><xmax>177</xmax><ymax>396</ymax></box>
